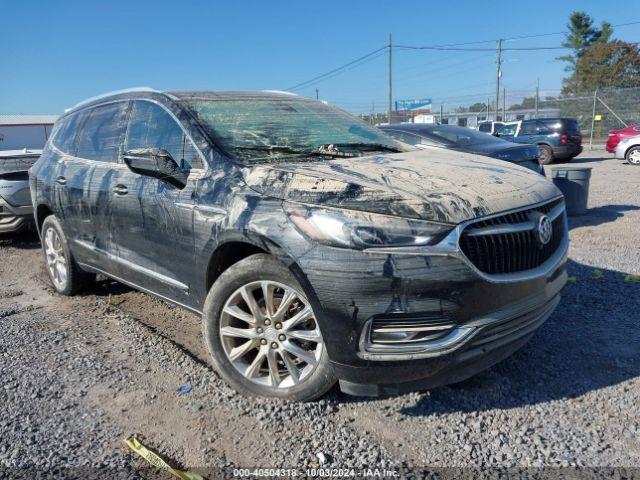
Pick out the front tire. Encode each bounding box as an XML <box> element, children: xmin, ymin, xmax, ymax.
<box><xmin>41</xmin><ymin>215</ymin><xmax>95</xmax><ymax>295</ymax></box>
<box><xmin>626</xmin><ymin>146</ymin><xmax>640</xmax><ymax>166</ymax></box>
<box><xmin>538</xmin><ymin>145</ymin><xmax>554</xmax><ymax>165</ymax></box>
<box><xmin>202</xmin><ymin>254</ymin><xmax>336</xmax><ymax>401</ymax></box>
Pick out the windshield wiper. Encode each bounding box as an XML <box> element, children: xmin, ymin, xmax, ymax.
<box><xmin>318</xmin><ymin>142</ymin><xmax>401</xmax><ymax>153</ymax></box>
<box><xmin>234</xmin><ymin>145</ymin><xmax>348</xmax><ymax>157</ymax></box>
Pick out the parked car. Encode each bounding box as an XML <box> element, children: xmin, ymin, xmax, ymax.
<box><xmin>0</xmin><ymin>149</ymin><xmax>40</xmax><ymax>233</ymax></box>
<box><xmin>613</xmin><ymin>134</ymin><xmax>640</xmax><ymax>166</ymax></box>
<box><xmin>495</xmin><ymin>118</ymin><xmax>583</xmax><ymax>165</ymax></box>
<box><xmin>606</xmin><ymin>124</ymin><xmax>640</xmax><ymax>153</ymax></box>
<box><xmin>379</xmin><ymin>124</ymin><xmax>543</xmax><ymax>174</ymax></box>
<box><xmin>476</xmin><ymin>121</ymin><xmax>504</xmax><ymax>135</ymax></box>
<box><xmin>31</xmin><ymin>89</ymin><xmax>568</xmax><ymax>400</ymax></box>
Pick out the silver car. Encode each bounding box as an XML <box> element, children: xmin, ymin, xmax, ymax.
<box><xmin>0</xmin><ymin>149</ymin><xmax>40</xmax><ymax>233</ymax></box>
<box><xmin>614</xmin><ymin>134</ymin><xmax>640</xmax><ymax>166</ymax></box>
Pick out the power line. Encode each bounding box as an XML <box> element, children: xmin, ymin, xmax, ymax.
<box><xmin>286</xmin><ymin>46</ymin><xmax>386</xmax><ymax>91</ymax></box>
<box><xmin>285</xmin><ymin>20</ymin><xmax>640</xmax><ymax>94</ymax></box>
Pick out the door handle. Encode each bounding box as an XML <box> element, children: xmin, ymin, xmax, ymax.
<box><xmin>56</xmin><ymin>176</ymin><xmax>67</xmax><ymax>186</ymax></box>
<box><xmin>113</xmin><ymin>184</ymin><xmax>128</xmax><ymax>196</ymax></box>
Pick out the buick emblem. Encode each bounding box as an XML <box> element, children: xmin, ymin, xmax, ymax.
<box><xmin>536</xmin><ymin>215</ymin><xmax>553</xmax><ymax>245</ymax></box>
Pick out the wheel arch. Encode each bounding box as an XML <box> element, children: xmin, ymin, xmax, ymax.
<box><xmin>35</xmin><ymin>203</ymin><xmax>54</xmax><ymax>235</ymax></box>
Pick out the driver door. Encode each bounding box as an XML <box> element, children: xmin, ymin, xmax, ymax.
<box><xmin>111</xmin><ymin>100</ymin><xmax>206</xmax><ymax>307</ymax></box>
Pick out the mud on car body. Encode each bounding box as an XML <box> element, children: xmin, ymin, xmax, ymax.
<box><xmin>30</xmin><ymin>89</ymin><xmax>568</xmax><ymax>400</ymax></box>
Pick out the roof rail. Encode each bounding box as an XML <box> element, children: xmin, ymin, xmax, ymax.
<box><xmin>65</xmin><ymin>87</ymin><xmax>160</xmax><ymax>112</ymax></box>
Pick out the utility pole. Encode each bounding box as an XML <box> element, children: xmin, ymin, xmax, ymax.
<box><xmin>371</xmin><ymin>101</ymin><xmax>375</xmax><ymax>125</ymax></box>
<box><xmin>388</xmin><ymin>33</ymin><xmax>393</xmax><ymax>124</ymax></box>
<box><xmin>535</xmin><ymin>79</ymin><xmax>539</xmax><ymax>118</ymax></box>
<box><xmin>487</xmin><ymin>97</ymin><xmax>491</xmax><ymax>121</ymax></box>
<box><xmin>502</xmin><ymin>87</ymin><xmax>506</xmax><ymax>121</ymax></box>
<box><xmin>440</xmin><ymin>103</ymin><xmax>443</xmax><ymax>124</ymax></box>
<box><xmin>495</xmin><ymin>39</ymin><xmax>502</xmax><ymax>121</ymax></box>
<box><xmin>315</xmin><ymin>88</ymin><xmax>319</xmax><ymax>100</ymax></box>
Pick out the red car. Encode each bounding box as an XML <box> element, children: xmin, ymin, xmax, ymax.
<box><xmin>607</xmin><ymin>124</ymin><xmax>640</xmax><ymax>153</ymax></box>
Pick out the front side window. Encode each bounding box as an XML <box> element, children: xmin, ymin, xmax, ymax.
<box><xmin>125</xmin><ymin>101</ymin><xmax>203</xmax><ymax>170</ymax></box>
<box><xmin>75</xmin><ymin>102</ymin><xmax>128</xmax><ymax>162</ymax></box>
<box><xmin>180</xmin><ymin>97</ymin><xmax>399</xmax><ymax>164</ymax></box>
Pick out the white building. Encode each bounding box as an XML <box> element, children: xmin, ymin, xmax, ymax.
<box><xmin>0</xmin><ymin>114</ymin><xmax>58</xmax><ymax>150</ymax></box>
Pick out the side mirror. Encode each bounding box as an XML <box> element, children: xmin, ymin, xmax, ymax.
<box><xmin>493</xmin><ymin>131</ymin><xmax>500</xmax><ymax>137</ymax></box>
<box><xmin>122</xmin><ymin>148</ymin><xmax>187</xmax><ymax>189</ymax></box>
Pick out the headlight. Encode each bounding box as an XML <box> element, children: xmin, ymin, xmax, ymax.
<box><xmin>284</xmin><ymin>204</ymin><xmax>453</xmax><ymax>249</ymax></box>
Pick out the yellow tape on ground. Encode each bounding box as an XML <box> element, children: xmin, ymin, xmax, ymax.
<box><xmin>124</xmin><ymin>437</ymin><xmax>205</xmax><ymax>480</ymax></box>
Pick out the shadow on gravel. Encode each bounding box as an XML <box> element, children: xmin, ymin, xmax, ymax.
<box><xmin>569</xmin><ymin>204</ymin><xmax>640</xmax><ymax>229</ymax></box>
<box><xmin>397</xmin><ymin>259</ymin><xmax>640</xmax><ymax>416</ymax></box>
<box><xmin>0</xmin><ymin>230</ymin><xmax>40</xmax><ymax>249</ymax></box>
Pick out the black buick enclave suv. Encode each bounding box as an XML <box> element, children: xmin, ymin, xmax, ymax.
<box><xmin>30</xmin><ymin>89</ymin><xmax>568</xmax><ymax>401</ymax></box>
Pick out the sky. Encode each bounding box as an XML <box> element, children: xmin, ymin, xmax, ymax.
<box><xmin>2</xmin><ymin>0</ymin><xmax>639</xmax><ymax>115</ymax></box>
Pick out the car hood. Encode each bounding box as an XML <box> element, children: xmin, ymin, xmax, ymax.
<box><xmin>242</xmin><ymin>148</ymin><xmax>560</xmax><ymax>224</ymax></box>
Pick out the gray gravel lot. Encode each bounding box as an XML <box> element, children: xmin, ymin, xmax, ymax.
<box><xmin>0</xmin><ymin>152</ymin><xmax>638</xmax><ymax>479</ymax></box>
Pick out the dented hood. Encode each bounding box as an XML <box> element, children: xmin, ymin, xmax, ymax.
<box><xmin>242</xmin><ymin>148</ymin><xmax>561</xmax><ymax>224</ymax></box>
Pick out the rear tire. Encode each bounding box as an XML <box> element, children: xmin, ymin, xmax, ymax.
<box><xmin>202</xmin><ymin>254</ymin><xmax>336</xmax><ymax>401</ymax></box>
<box><xmin>41</xmin><ymin>215</ymin><xmax>95</xmax><ymax>296</ymax></box>
<box><xmin>626</xmin><ymin>146</ymin><xmax>640</xmax><ymax>166</ymax></box>
<box><xmin>538</xmin><ymin>145</ymin><xmax>554</xmax><ymax>165</ymax></box>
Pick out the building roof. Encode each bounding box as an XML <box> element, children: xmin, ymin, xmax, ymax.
<box><xmin>0</xmin><ymin>114</ymin><xmax>59</xmax><ymax>126</ymax></box>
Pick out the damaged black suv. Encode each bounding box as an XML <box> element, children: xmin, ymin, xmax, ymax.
<box><xmin>30</xmin><ymin>89</ymin><xmax>567</xmax><ymax>400</ymax></box>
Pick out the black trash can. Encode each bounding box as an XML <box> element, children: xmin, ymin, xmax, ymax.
<box><xmin>551</xmin><ymin>167</ymin><xmax>592</xmax><ymax>216</ymax></box>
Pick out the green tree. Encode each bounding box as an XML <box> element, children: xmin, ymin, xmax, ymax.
<box><xmin>570</xmin><ymin>40</ymin><xmax>640</xmax><ymax>91</ymax></box>
<box><xmin>558</xmin><ymin>11</ymin><xmax>612</xmax><ymax>93</ymax></box>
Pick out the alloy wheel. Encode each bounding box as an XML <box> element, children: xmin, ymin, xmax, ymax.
<box><xmin>44</xmin><ymin>227</ymin><xmax>68</xmax><ymax>290</ymax></box>
<box><xmin>219</xmin><ymin>280</ymin><xmax>324</xmax><ymax>389</ymax></box>
<box><xmin>628</xmin><ymin>148</ymin><xmax>640</xmax><ymax>165</ymax></box>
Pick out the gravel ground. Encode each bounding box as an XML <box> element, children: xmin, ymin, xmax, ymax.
<box><xmin>0</xmin><ymin>152</ymin><xmax>638</xmax><ymax>479</ymax></box>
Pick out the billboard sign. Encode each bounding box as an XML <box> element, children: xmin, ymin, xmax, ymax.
<box><xmin>396</xmin><ymin>98</ymin><xmax>432</xmax><ymax>111</ymax></box>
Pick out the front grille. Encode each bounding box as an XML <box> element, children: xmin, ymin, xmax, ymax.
<box><xmin>459</xmin><ymin>198</ymin><xmax>565</xmax><ymax>275</ymax></box>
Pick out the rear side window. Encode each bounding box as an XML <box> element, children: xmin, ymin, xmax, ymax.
<box><xmin>563</xmin><ymin>119</ymin><xmax>579</xmax><ymax>131</ymax></box>
<box><xmin>53</xmin><ymin>111</ymin><xmax>86</xmax><ymax>155</ymax></box>
<box><xmin>76</xmin><ymin>102</ymin><xmax>128</xmax><ymax>162</ymax></box>
<box><xmin>125</xmin><ymin>101</ymin><xmax>203</xmax><ymax>170</ymax></box>
<box><xmin>478</xmin><ymin>123</ymin><xmax>491</xmax><ymax>133</ymax></box>
<box><xmin>520</xmin><ymin>121</ymin><xmax>538</xmax><ymax>135</ymax></box>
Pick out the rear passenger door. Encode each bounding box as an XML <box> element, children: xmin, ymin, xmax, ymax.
<box><xmin>111</xmin><ymin>100</ymin><xmax>205</xmax><ymax>306</ymax></box>
<box><xmin>55</xmin><ymin>102</ymin><xmax>129</xmax><ymax>270</ymax></box>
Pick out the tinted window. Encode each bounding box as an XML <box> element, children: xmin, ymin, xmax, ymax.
<box><xmin>478</xmin><ymin>123</ymin><xmax>491</xmax><ymax>133</ymax></box>
<box><xmin>54</xmin><ymin>111</ymin><xmax>86</xmax><ymax>155</ymax></box>
<box><xmin>126</xmin><ymin>101</ymin><xmax>203</xmax><ymax>170</ymax></box>
<box><xmin>384</xmin><ymin>130</ymin><xmax>424</xmax><ymax>146</ymax></box>
<box><xmin>520</xmin><ymin>121</ymin><xmax>538</xmax><ymax>135</ymax></box>
<box><xmin>76</xmin><ymin>103</ymin><xmax>128</xmax><ymax>162</ymax></box>
<box><xmin>539</xmin><ymin>119</ymin><xmax>564</xmax><ymax>131</ymax></box>
<box><xmin>419</xmin><ymin>126</ymin><xmax>500</xmax><ymax>147</ymax></box>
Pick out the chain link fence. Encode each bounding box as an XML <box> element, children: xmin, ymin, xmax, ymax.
<box><xmin>356</xmin><ymin>86</ymin><xmax>640</xmax><ymax>148</ymax></box>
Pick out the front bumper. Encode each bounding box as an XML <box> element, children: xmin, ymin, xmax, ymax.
<box><xmin>0</xmin><ymin>197</ymin><xmax>34</xmax><ymax>233</ymax></box>
<box><xmin>294</xmin><ymin>202</ymin><xmax>568</xmax><ymax>394</ymax></box>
